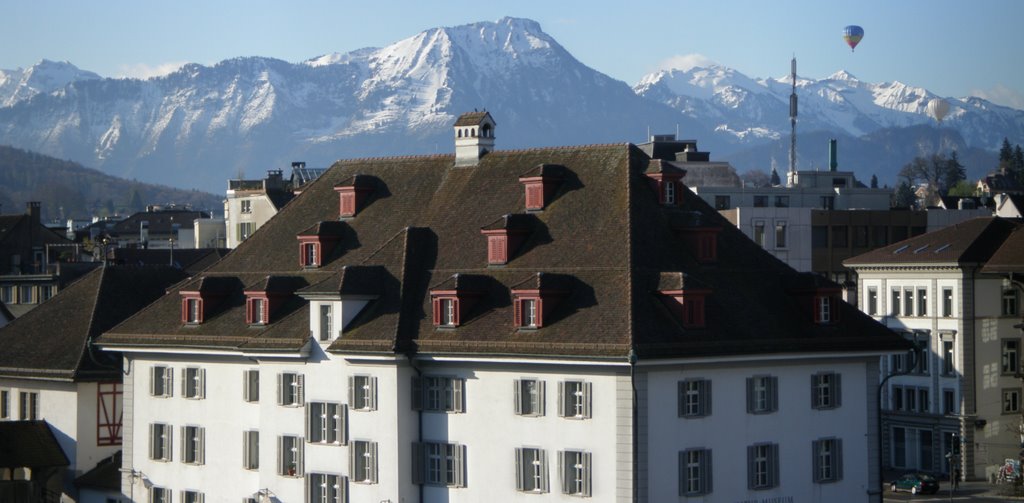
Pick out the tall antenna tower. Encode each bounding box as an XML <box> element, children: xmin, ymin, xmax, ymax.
<box><xmin>788</xmin><ymin>56</ymin><xmax>797</xmax><ymax>186</ymax></box>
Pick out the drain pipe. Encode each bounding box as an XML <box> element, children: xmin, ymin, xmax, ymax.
<box><xmin>628</xmin><ymin>348</ymin><xmax>638</xmax><ymax>502</ymax></box>
<box><xmin>407</xmin><ymin>353</ymin><xmax>423</xmax><ymax>503</ymax></box>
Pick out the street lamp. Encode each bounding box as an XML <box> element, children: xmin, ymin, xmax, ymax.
<box><xmin>117</xmin><ymin>468</ymin><xmax>147</xmax><ymax>502</ymax></box>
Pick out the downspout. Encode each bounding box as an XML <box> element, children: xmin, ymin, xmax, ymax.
<box><xmin>629</xmin><ymin>348</ymin><xmax>638</xmax><ymax>503</ymax></box>
<box><xmin>407</xmin><ymin>353</ymin><xmax>423</xmax><ymax>503</ymax></box>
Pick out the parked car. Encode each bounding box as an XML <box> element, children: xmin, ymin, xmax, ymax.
<box><xmin>890</xmin><ymin>473</ymin><xmax>940</xmax><ymax>494</ymax></box>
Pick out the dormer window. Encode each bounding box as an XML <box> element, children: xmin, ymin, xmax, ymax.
<box><xmin>297</xmin><ymin>221</ymin><xmax>346</xmax><ymax>269</ymax></box>
<box><xmin>183</xmin><ymin>297</ymin><xmax>203</xmax><ymax>324</ymax></box>
<box><xmin>674</xmin><ymin>225</ymin><xmax>721</xmax><ymax>264</ymax></box>
<box><xmin>519</xmin><ymin>164</ymin><xmax>565</xmax><ymax>211</ymax></box>
<box><xmin>522</xmin><ymin>299</ymin><xmax>537</xmax><ymax>327</ymax></box>
<box><xmin>433</xmin><ymin>295</ymin><xmax>460</xmax><ymax>327</ymax></box>
<box><xmin>480</xmin><ymin>214</ymin><xmax>533</xmax><ymax>266</ymax></box>
<box><xmin>814</xmin><ymin>293</ymin><xmax>841</xmax><ymax>324</ymax></box>
<box><xmin>644</xmin><ymin>160</ymin><xmax>686</xmax><ymax>206</ymax></box>
<box><xmin>511</xmin><ymin>273</ymin><xmax>570</xmax><ymax>330</ymax></box>
<box><xmin>658</xmin><ymin>272</ymin><xmax>710</xmax><ymax>329</ymax></box>
<box><xmin>302</xmin><ymin>242</ymin><xmax>318</xmax><ymax>268</ymax></box>
<box><xmin>429</xmin><ymin>274</ymin><xmax>485</xmax><ymax>328</ymax></box>
<box><xmin>334</xmin><ymin>175</ymin><xmax>375</xmax><ymax>218</ymax></box>
<box><xmin>247</xmin><ymin>297</ymin><xmax>267</xmax><ymax>325</ymax></box>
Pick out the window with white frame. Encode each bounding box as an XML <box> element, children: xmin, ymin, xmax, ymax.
<box><xmin>181</xmin><ymin>490</ymin><xmax>204</xmax><ymax>503</ymax></box>
<box><xmin>412</xmin><ymin>376</ymin><xmax>464</xmax><ymax>413</ymax></box>
<box><xmin>0</xmin><ymin>389</ymin><xmax>8</xmax><ymax>419</ymax></box>
<box><xmin>942</xmin><ymin>287</ymin><xmax>954</xmax><ymax>317</ymax></box>
<box><xmin>1004</xmin><ymin>289</ymin><xmax>1020</xmax><ymax>316</ymax></box>
<box><xmin>665</xmin><ymin>182</ymin><xmax>676</xmax><ymax>205</ymax></box>
<box><xmin>182</xmin><ymin>367</ymin><xmax>205</xmax><ymax>399</ymax></box>
<box><xmin>942</xmin><ymin>340</ymin><xmax>955</xmax><ymax>376</ymax></box>
<box><xmin>350</xmin><ymin>440</ymin><xmax>378</xmax><ymax>484</ymax></box>
<box><xmin>917</xmin><ymin>287</ymin><xmax>928</xmax><ymax>316</ymax></box>
<box><xmin>515</xmin><ymin>447</ymin><xmax>549</xmax><ymax>493</ymax></box>
<box><xmin>746</xmin><ymin>376</ymin><xmax>778</xmax><ymax>414</ymax></box>
<box><xmin>18</xmin><ymin>391</ymin><xmax>38</xmax><ymax>420</ymax></box>
<box><xmin>679</xmin><ymin>448</ymin><xmax>712</xmax><ymax>496</ymax></box>
<box><xmin>181</xmin><ymin>425</ymin><xmax>205</xmax><ymax>465</ymax></box>
<box><xmin>149</xmin><ymin>423</ymin><xmax>172</xmax><ymax>461</ymax></box>
<box><xmin>891</xmin><ymin>288</ymin><xmax>901</xmax><ymax>316</ymax></box>
<box><xmin>306</xmin><ymin>473</ymin><xmax>346</xmax><ymax>503</ymax></box>
<box><xmin>514</xmin><ymin>378</ymin><xmax>546</xmax><ymax>417</ymax></box>
<box><xmin>558</xmin><ymin>380</ymin><xmax>592</xmax><ymax>419</ymax></box>
<box><xmin>521</xmin><ymin>298</ymin><xmax>538</xmax><ymax>327</ymax></box>
<box><xmin>238</xmin><ymin>222</ymin><xmax>255</xmax><ymax>242</ymax></box>
<box><xmin>678</xmin><ymin>379</ymin><xmax>711</xmax><ymax>418</ymax></box>
<box><xmin>319</xmin><ymin>304</ymin><xmax>333</xmax><ymax>342</ymax></box>
<box><xmin>753</xmin><ymin>221</ymin><xmax>766</xmax><ymax>247</ymax></box>
<box><xmin>812</xmin><ymin>438</ymin><xmax>842</xmax><ymax>483</ymax></box>
<box><xmin>349</xmin><ymin>375</ymin><xmax>377</xmax><ymax>411</ymax></box>
<box><xmin>902</xmin><ymin>287</ymin><xmax>913</xmax><ymax>316</ymax></box>
<box><xmin>278</xmin><ymin>372</ymin><xmax>304</xmax><ymax>406</ymax></box>
<box><xmin>414</xmin><ymin>441</ymin><xmax>466</xmax><ymax>487</ymax></box>
<box><xmin>307</xmin><ymin>402</ymin><xmax>346</xmax><ymax>445</ymax></box>
<box><xmin>243</xmin><ymin>369</ymin><xmax>259</xmax><ymax>402</ymax></box>
<box><xmin>867</xmin><ymin>287</ymin><xmax>878</xmax><ymax>315</ymax></box>
<box><xmin>250</xmin><ymin>298</ymin><xmax>266</xmax><ymax>325</ymax></box>
<box><xmin>812</xmin><ymin>373</ymin><xmax>841</xmax><ymax>410</ymax></box>
<box><xmin>1002</xmin><ymin>339</ymin><xmax>1020</xmax><ymax>375</ymax></box>
<box><xmin>149</xmin><ymin>487</ymin><xmax>171</xmax><ymax>503</ymax></box>
<box><xmin>240</xmin><ymin>199</ymin><xmax>252</xmax><ymax>214</ymax></box>
<box><xmin>747</xmin><ymin>443</ymin><xmax>779</xmax><ymax>490</ymax></box>
<box><xmin>559</xmin><ymin>450</ymin><xmax>592</xmax><ymax>497</ymax></box>
<box><xmin>440</xmin><ymin>298</ymin><xmax>456</xmax><ymax>326</ymax></box>
<box><xmin>151</xmin><ymin>366</ymin><xmax>173</xmax><ymax>397</ymax></box>
<box><xmin>185</xmin><ymin>298</ymin><xmax>201</xmax><ymax>324</ymax></box>
<box><xmin>278</xmin><ymin>435</ymin><xmax>303</xmax><ymax>477</ymax></box>
<box><xmin>817</xmin><ymin>296</ymin><xmax>831</xmax><ymax>323</ymax></box>
<box><xmin>1004</xmin><ymin>388</ymin><xmax>1021</xmax><ymax>414</ymax></box>
<box><xmin>774</xmin><ymin>221</ymin><xmax>787</xmax><ymax>248</ymax></box>
<box><xmin>243</xmin><ymin>430</ymin><xmax>259</xmax><ymax>470</ymax></box>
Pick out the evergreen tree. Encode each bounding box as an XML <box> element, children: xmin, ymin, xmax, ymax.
<box><xmin>1014</xmin><ymin>145</ymin><xmax>1024</xmax><ymax>185</ymax></box>
<box><xmin>770</xmin><ymin>167</ymin><xmax>781</xmax><ymax>186</ymax></box>
<box><xmin>870</xmin><ymin>174</ymin><xmax>878</xmax><ymax>189</ymax></box>
<box><xmin>999</xmin><ymin>137</ymin><xmax>1015</xmax><ymax>174</ymax></box>
<box><xmin>942</xmin><ymin>150</ymin><xmax>966</xmax><ymax>192</ymax></box>
<box><xmin>894</xmin><ymin>182</ymin><xmax>917</xmax><ymax>208</ymax></box>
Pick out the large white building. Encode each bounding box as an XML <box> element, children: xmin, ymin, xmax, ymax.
<box><xmin>100</xmin><ymin>112</ymin><xmax>908</xmax><ymax>503</ymax></box>
<box><xmin>846</xmin><ymin>217</ymin><xmax>1024</xmax><ymax>482</ymax></box>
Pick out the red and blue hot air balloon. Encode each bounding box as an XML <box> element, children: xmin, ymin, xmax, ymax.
<box><xmin>843</xmin><ymin>25</ymin><xmax>864</xmax><ymax>52</ymax></box>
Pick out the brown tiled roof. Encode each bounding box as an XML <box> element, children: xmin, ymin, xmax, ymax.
<box><xmin>844</xmin><ymin>217</ymin><xmax>1020</xmax><ymax>267</ymax></box>
<box><xmin>518</xmin><ymin>164</ymin><xmax>565</xmax><ymax>179</ymax></box>
<box><xmin>643</xmin><ymin>158</ymin><xmax>687</xmax><ymax>176</ymax></box>
<box><xmin>297</xmin><ymin>220</ymin><xmax>347</xmax><ymax>237</ymax></box>
<box><xmin>110</xmin><ymin>248</ymin><xmax>229</xmax><ymax>275</ymax></box>
<box><xmin>0</xmin><ymin>265</ymin><xmax>187</xmax><ymax>380</ymax></box>
<box><xmin>981</xmin><ymin>225</ymin><xmax>1024</xmax><ymax>274</ymax></box>
<box><xmin>657</xmin><ymin>272</ymin><xmax>709</xmax><ymax>291</ymax></box>
<box><xmin>0</xmin><ymin>421</ymin><xmax>70</xmax><ymax>468</ymax></box>
<box><xmin>100</xmin><ymin>142</ymin><xmax>907</xmax><ymax>360</ymax></box>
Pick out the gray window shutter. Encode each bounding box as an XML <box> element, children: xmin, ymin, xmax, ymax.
<box><xmin>834</xmin><ymin>373</ymin><xmax>842</xmax><ymax>407</ymax></box>
<box><xmin>297</xmin><ymin>374</ymin><xmax>305</xmax><ymax>404</ymax></box>
<box><xmin>583</xmin><ymin>382</ymin><xmax>592</xmax><ymax>418</ymax></box>
<box><xmin>149</xmin><ymin>424</ymin><xmax>156</xmax><ymax>459</ymax></box>
<box><xmin>165</xmin><ymin>368</ymin><xmax>173</xmax><ymax>397</ymax></box>
<box><xmin>677</xmin><ymin>381</ymin><xmax>685</xmax><ymax>417</ymax></box>
<box><xmin>452</xmin><ymin>378</ymin><xmax>465</xmax><ymax>413</ymax></box>
<box><xmin>678</xmin><ymin>451</ymin><xmax>685</xmax><ymax>496</ymax></box>
<box><xmin>812</xmin><ymin>440</ymin><xmax>821</xmax><ymax>482</ymax></box>
<box><xmin>811</xmin><ymin>374</ymin><xmax>818</xmax><ymax>408</ymax></box>
<box><xmin>179</xmin><ymin>426</ymin><xmax>186</xmax><ymax>462</ymax></box>
<box><xmin>582</xmin><ymin>451</ymin><xmax>592</xmax><ymax>497</ymax></box>
<box><xmin>277</xmin><ymin>436</ymin><xmax>284</xmax><ymax>475</ymax></box>
<box><xmin>412</xmin><ymin>443</ymin><xmax>424</xmax><ymax>485</ymax></box>
<box><xmin>770</xmin><ymin>377</ymin><xmax>779</xmax><ymax>412</ymax></box>
<box><xmin>297</xmin><ymin>440</ymin><xmax>304</xmax><ymax>474</ymax></box>
<box><xmin>745</xmin><ymin>378</ymin><xmax>754</xmax><ymax>413</ymax></box>
<box><xmin>746</xmin><ymin>445</ymin><xmax>755</xmax><ymax>490</ymax></box>
<box><xmin>369</xmin><ymin>377</ymin><xmax>378</xmax><ymax>410</ymax></box>
<box><xmin>199</xmin><ymin>369</ymin><xmax>206</xmax><ymax>398</ymax></box>
<box><xmin>304</xmin><ymin>474</ymin><xmax>311</xmax><ymax>503</ymax></box>
<box><xmin>370</xmin><ymin>441</ymin><xmax>379</xmax><ymax>483</ymax></box>
<box><xmin>836</xmin><ymin>439</ymin><xmax>843</xmax><ymax>481</ymax></box>
<box><xmin>558</xmin><ymin>451</ymin><xmax>568</xmax><ymax>494</ymax></box>
<box><xmin>515</xmin><ymin>448</ymin><xmax>525</xmax><ymax>490</ymax></box>
<box><xmin>540</xmin><ymin>449</ymin><xmax>549</xmax><ymax>492</ymax></box>
<box><xmin>411</xmin><ymin>377</ymin><xmax>422</xmax><ymax>411</ymax></box>
<box><xmin>771</xmin><ymin>444</ymin><xmax>779</xmax><ymax>487</ymax></box>
<box><xmin>349</xmin><ymin>441</ymin><xmax>357</xmax><ymax>480</ymax></box>
<box><xmin>242</xmin><ymin>431</ymin><xmax>249</xmax><ymax>469</ymax></box>
<box><xmin>150</xmin><ymin>368</ymin><xmax>157</xmax><ymax>396</ymax></box>
<box><xmin>514</xmin><ymin>380</ymin><xmax>522</xmax><ymax>415</ymax></box>
<box><xmin>557</xmin><ymin>382</ymin><xmax>566</xmax><ymax>417</ymax></box>
<box><xmin>454</xmin><ymin>444</ymin><xmax>466</xmax><ymax>487</ymax></box>
<box><xmin>276</xmin><ymin>374</ymin><xmax>284</xmax><ymax>406</ymax></box>
<box><xmin>703</xmin><ymin>380</ymin><xmax>712</xmax><ymax>416</ymax></box>
<box><xmin>704</xmin><ymin>449</ymin><xmax>713</xmax><ymax>494</ymax></box>
<box><xmin>198</xmin><ymin>427</ymin><xmax>205</xmax><ymax>464</ymax></box>
<box><xmin>305</xmin><ymin>404</ymin><xmax>313</xmax><ymax>442</ymax></box>
<box><xmin>181</xmin><ymin>369</ymin><xmax>187</xmax><ymax>397</ymax></box>
<box><xmin>340</xmin><ymin>404</ymin><xmax>348</xmax><ymax>445</ymax></box>
<box><xmin>348</xmin><ymin>376</ymin><xmax>355</xmax><ymax>407</ymax></box>
<box><xmin>538</xmin><ymin>381</ymin><xmax>546</xmax><ymax>416</ymax></box>
<box><xmin>166</xmin><ymin>427</ymin><xmax>172</xmax><ymax>461</ymax></box>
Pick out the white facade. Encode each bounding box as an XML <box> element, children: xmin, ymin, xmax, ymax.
<box><xmin>724</xmin><ymin>207</ymin><xmax>813</xmax><ymax>271</ymax></box>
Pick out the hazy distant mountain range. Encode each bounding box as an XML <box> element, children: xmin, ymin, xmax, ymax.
<box><xmin>0</xmin><ymin>17</ymin><xmax>1020</xmax><ymax>191</ymax></box>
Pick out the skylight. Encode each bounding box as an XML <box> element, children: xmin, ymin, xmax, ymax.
<box><xmin>933</xmin><ymin>243</ymin><xmax>951</xmax><ymax>253</ymax></box>
<box><xmin>913</xmin><ymin>245</ymin><xmax>930</xmax><ymax>254</ymax></box>
<box><xmin>893</xmin><ymin>245</ymin><xmax>909</xmax><ymax>254</ymax></box>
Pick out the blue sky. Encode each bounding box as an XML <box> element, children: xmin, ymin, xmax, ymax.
<box><xmin>4</xmin><ymin>0</ymin><xmax>1023</xmax><ymax>109</ymax></box>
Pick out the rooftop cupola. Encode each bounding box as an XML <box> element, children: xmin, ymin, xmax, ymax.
<box><xmin>454</xmin><ymin>110</ymin><xmax>496</xmax><ymax>167</ymax></box>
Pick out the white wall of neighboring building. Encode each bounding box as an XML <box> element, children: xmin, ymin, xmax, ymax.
<box><xmin>225</xmin><ymin>193</ymin><xmax>282</xmax><ymax>249</ymax></box>
<box><xmin>730</xmin><ymin>207</ymin><xmax>813</xmax><ymax>272</ymax></box>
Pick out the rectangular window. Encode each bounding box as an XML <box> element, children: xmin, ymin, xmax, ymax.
<box><xmin>349</xmin><ymin>375</ymin><xmax>377</xmax><ymax>411</ymax></box>
<box><xmin>412</xmin><ymin>376</ymin><xmax>464</xmax><ymax>413</ymax></box>
<box><xmin>319</xmin><ymin>304</ymin><xmax>333</xmax><ymax>342</ymax></box>
<box><xmin>774</xmin><ymin>196</ymin><xmax>789</xmax><ymax>208</ymax></box>
<box><xmin>818</xmin><ymin>296</ymin><xmax>831</xmax><ymax>323</ymax></box>
<box><xmin>515</xmin><ymin>447</ymin><xmax>549</xmax><ymax>493</ymax></box>
<box><xmin>414</xmin><ymin>442</ymin><xmax>466</xmax><ymax>487</ymax></box>
<box><xmin>905</xmin><ymin>386</ymin><xmax>917</xmax><ymax>412</ymax></box>
<box><xmin>1004</xmin><ymin>388</ymin><xmax>1021</xmax><ymax>414</ymax></box>
<box><xmin>149</xmin><ymin>423</ymin><xmax>172</xmax><ymax>462</ymax></box>
<box><xmin>753</xmin><ymin>221</ymin><xmax>766</xmax><ymax>247</ymax></box>
<box><xmin>714</xmin><ymin>195</ymin><xmax>730</xmax><ymax>210</ymax></box>
<box><xmin>917</xmin><ymin>288</ymin><xmax>928</xmax><ymax>316</ymax></box>
<box><xmin>812</xmin><ymin>373</ymin><xmax>841</xmax><ymax>410</ymax></box>
<box><xmin>943</xmin><ymin>389</ymin><xmax>956</xmax><ymax>415</ymax></box>
<box><xmin>181</xmin><ymin>425</ymin><xmax>205</xmax><ymax>464</ymax></box>
<box><xmin>182</xmin><ymin>367</ymin><xmax>205</xmax><ymax>399</ymax></box>
<box><xmin>892</xmin><ymin>427</ymin><xmax>906</xmax><ymax>467</ymax></box>
<box><xmin>1004</xmin><ymin>290</ymin><xmax>1020</xmax><ymax>316</ymax></box>
<box><xmin>747</xmin><ymin>443</ymin><xmax>779</xmax><ymax>490</ymax></box>
<box><xmin>891</xmin><ymin>288</ymin><xmax>901</xmax><ymax>316</ymax></box>
<box><xmin>19</xmin><ymin>285</ymin><xmax>34</xmax><ymax>304</ymax></box>
<box><xmin>440</xmin><ymin>298</ymin><xmax>455</xmax><ymax>326</ymax></box>
<box><xmin>912</xmin><ymin>335</ymin><xmax>930</xmax><ymax>375</ymax></box>
<box><xmin>240</xmin><ymin>199</ymin><xmax>252</xmax><ymax>214</ymax></box>
<box><xmin>0</xmin><ymin>286</ymin><xmax>12</xmax><ymax>303</ymax></box>
<box><xmin>1002</xmin><ymin>339</ymin><xmax>1020</xmax><ymax>375</ymax></box>
<box><xmin>350</xmin><ymin>440</ymin><xmax>378</xmax><ymax>484</ymax></box>
<box><xmin>150</xmin><ymin>487</ymin><xmax>171</xmax><ymax>503</ymax></box>
<box><xmin>821</xmin><ymin>196</ymin><xmax>835</xmax><ymax>210</ymax></box>
<box><xmin>831</xmin><ymin>226</ymin><xmax>847</xmax><ymax>247</ymax></box>
<box><xmin>17</xmin><ymin>391</ymin><xmax>38</xmax><ymax>420</ymax></box>
<box><xmin>182</xmin><ymin>491</ymin><xmax>203</xmax><ymax>503</ymax></box>
<box><xmin>746</xmin><ymin>376</ymin><xmax>778</xmax><ymax>414</ymax></box>
<box><xmin>811</xmin><ymin>225</ymin><xmax>828</xmax><ymax>249</ymax></box>
<box><xmin>522</xmin><ymin>299</ymin><xmax>538</xmax><ymax>327</ymax></box>
<box><xmin>186</xmin><ymin>298</ymin><xmax>201</xmax><ymax>324</ymax></box>
<box><xmin>151</xmin><ymin>366</ymin><xmax>173</xmax><ymax>397</ymax></box>
<box><xmin>753</xmin><ymin>195</ymin><xmax>768</xmax><ymax>207</ymax></box>
<box><xmin>679</xmin><ymin>448</ymin><xmax>712</xmax><ymax>496</ymax></box>
<box><xmin>303</xmin><ymin>243</ymin><xmax>318</xmax><ymax>267</ymax></box>
<box><xmin>0</xmin><ymin>389</ymin><xmax>8</xmax><ymax>419</ymax></box>
<box><xmin>251</xmin><ymin>298</ymin><xmax>266</xmax><ymax>325</ymax></box>
<box><xmin>243</xmin><ymin>430</ymin><xmax>259</xmax><ymax>470</ymax></box>
<box><xmin>942</xmin><ymin>287</ymin><xmax>954</xmax><ymax>317</ymax></box>
<box><xmin>852</xmin><ymin>226</ymin><xmax>869</xmax><ymax>247</ymax></box>
<box><xmin>678</xmin><ymin>379</ymin><xmax>711</xmax><ymax>418</ymax></box>
<box><xmin>40</xmin><ymin>285</ymin><xmax>54</xmax><ymax>301</ymax></box>
<box><xmin>918</xmin><ymin>388</ymin><xmax>930</xmax><ymax>412</ymax></box>
<box><xmin>514</xmin><ymin>378</ymin><xmax>546</xmax><ymax>417</ymax></box>
<box><xmin>812</xmin><ymin>438</ymin><xmax>843</xmax><ymax>483</ymax></box>
<box><xmin>903</xmin><ymin>287</ymin><xmax>913</xmax><ymax>317</ymax></box>
<box><xmin>867</xmin><ymin>287</ymin><xmax>878</xmax><ymax>315</ymax></box>
<box><xmin>942</xmin><ymin>340</ymin><xmax>954</xmax><ymax>376</ymax></box>
<box><xmin>243</xmin><ymin>370</ymin><xmax>259</xmax><ymax>403</ymax></box>
<box><xmin>237</xmin><ymin>222</ymin><xmax>255</xmax><ymax>242</ymax></box>
<box><xmin>558</xmin><ymin>380</ymin><xmax>592</xmax><ymax>419</ymax></box>
<box><xmin>278</xmin><ymin>435</ymin><xmax>303</xmax><ymax>477</ymax></box>
<box><xmin>892</xmin><ymin>385</ymin><xmax>904</xmax><ymax>411</ymax></box>
<box><xmin>307</xmin><ymin>402</ymin><xmax>346</xmax><ymax>445</ymax></box>
<box><xmin>890</xmin><ymin>353</ymin><xmax>906</xmax><ymax>374</ymax></box>
<box><xmin>278</xmin><ymin>372</ymin><xmax>304</xmax><ymax>406</ymax></box>
<box><xmin>559</xmin><ymin>450</ymin><xmax>592</xmax><ymax>497</ymax></box>
<box><xmin>774</xmin><ymin>221</ymin><xmax>787</xmax><ymax>248</ymax></box>
<box><xmin>307</xmin><ymin>473</ymin><xmax>346</xmax><ymax>503</ymax></box>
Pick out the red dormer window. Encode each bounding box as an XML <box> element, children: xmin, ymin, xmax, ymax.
<box><xmin>182</xmin><ymin>296</ymin><xmax>203</xmax><ymax>324</ymax></box>
<box><xmin>334</xmin><ymin>175</ymin><xmax>374</xmax><ymax>218</ymax></box>
<box><xmin>433</xmin><ymin>296</ymin><xmax>460</xmax><ymax>327</ymax></box>
<box><xmin>519</xmin><ymin>164</ymin><xmax>565</xmax><ymax>211</ymax></box>
<box><xmin>429</xmin><ymin>274</ymin><xmax>485</xmax><ymax>328</ymax></box>
<box><xmin>814</xmin><ymin>293</ymin><xmax>841</xmax><ymax>324</ymax></box>
<box><xmin>246</xmin><ymin>296</ymin><xmax>268</xmax><ymax>325</ymax></box>
<box><xmin>300</xmin><ymin>241</ymin><xmax>320</xmax><ymax>268</ymax></box>
<box><xmin>514</xmin><ymin>296</ymin><xmax>542</xmax><ymax>328</ymax></box>
<box><xmin>678</xmin><ymin>227</ymin><xmax>721</xmax><ymax>264</ymax></box>
<box><xmin>644</xmin><ymin>160</ymin><xmax>686</xmax><ymax>207</ymax></box>
<box><xmin>510</xmin><ymin>273</ymin><xmax>569</xmax><ymax>330</ymax></box>
<box><xmin>480</xmin><ymin>215</ymin><xmax>532</xmax><ymax>266</ymax></box>
<box><xmin>659</xmin><ymin>288</ymin><xmax>710</xmax><ymax>329</ymax></box>
<box><xmin>297</xmin><ymin>221</ymin><xmax>346</xmax><ymax>268</ymax></box>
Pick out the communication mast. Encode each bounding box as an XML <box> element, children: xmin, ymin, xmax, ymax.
<box><xmin>788</xmin><ymin>56</ymin><xmax>798</xmax><ymax>187</ymax></box>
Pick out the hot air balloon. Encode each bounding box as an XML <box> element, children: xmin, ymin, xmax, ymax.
<box><xmin>843</xmin><ymin>25</ymin><xmax>864</xmax><ymax>52</ymax></box>
<box><xmin>927</xmin><ymin>98</ymin><xmax>950</xmax><ymax>124</ymax></box>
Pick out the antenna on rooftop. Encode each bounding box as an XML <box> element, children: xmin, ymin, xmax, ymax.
<box><xmin>788</xmin><ymin>55</ymin><xmax>798</xmax><ymax>187</ymax></box>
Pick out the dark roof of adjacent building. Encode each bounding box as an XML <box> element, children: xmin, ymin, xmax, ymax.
<box><xmin>110</xmin><ymin>248</ymin><xmax>229</xmax><ymax>275</ymax></box>
<box><xmin>0</xmin><ymin>421</ymin><xmax>70</xmax><ymax>468</ymax></box>
<box><xmin>0</xmin><ymin>265</ymin><xmax>187</xmax><ymax>380</ymax></box>
<box><xmin>75</xmin><ymin>450</ymin><xmax>120</xmax><ymax>490</ymax></box>
<box><xmin>101</xmin><ymin>142</ymin><xmax>907</xmax><ymax>360</ymax></box>
<box><xmin>844</xmin><ymin>217</ymin><xmax>1021</xmax><ymax>267</ymax></box>
<box><xmin>981</xmin><ymin>225</ymin><xmax>1024</xmax><ymax>274</ymax></box>
<box><xmin>981</xmin><ymin>172</ymin><xmax>1024</xmax><ymax>193</ymax></box>
<box><xmin>102</xmin><ymin>207</ymin><xmax>211</xmax><ymax>237</ymax></box>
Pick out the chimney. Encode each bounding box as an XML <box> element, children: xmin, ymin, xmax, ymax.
<box><xmin>454</xmin><ymin>111</ymin><xmax>496</xmax><ymax>167</ymax></box>
<box><xmin>26</xmin><ymin>202</ymin><xmax>40</xmax><ymax>225</ymax></box>
<box><xmin>828</xmin><ymin>139</ymin><xmax>838</xmax><ymax>172</ymax></box>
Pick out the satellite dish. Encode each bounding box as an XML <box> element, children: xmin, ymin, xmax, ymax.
<box><xmin>927</xmin><ymin>98</ymin><xmax>950</xmax><ymax>124</ymax></box>
<box><xmin>843</xmin><ymin>25</ymin><xmax>864</xmax><ymax>52</ymax></box>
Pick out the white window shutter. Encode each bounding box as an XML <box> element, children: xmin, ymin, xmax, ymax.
<box><xmin>370</xmin><ymin>442</ymin><xmax>378</xmax><ymax>483</ymax></box>
<box><xmin>181</xmin><ymin>369</ymin><xmax>187</xmax><ymax>397</ymax></box>
<box><xmin>242</xmin><ymin>431</ymin><xmax>249</xmax><ymax>469</ymax></box>
<box><xmin>149</xmin><ymin>424</ymin><xmax>156</xmax><ymax>459</ymax></box>
<box><xmin>583</xmin><ymin>382</ymin><xmax>593</xmax><ymax>418</ymax></box>
<box><xmin>538</xmin><ymin>380</ymin><xmax>547</xmax><ymax>416</ymax></box>
<box><xmin>369</xmin><ymin>377</ymin><xmax>378</xmax><ymax>410</ymax></box>
<box><xmin>277</xmin><ymin>374</ymin><xmax>284</xmax><ymax>406</ymax></box>
<box><xmin>515</xmin><ymin>448</ymin><xmax>524</xmax><ymax>490</ymax></box>
<box><xmin>557</xmin><ymin>382</ymin><xmax>566</xmax><ymax>417</ymax></box>
<box><xmin>452</xmin><ymin>378</ymin><xmax>465</xmax><ymax>413</ymax></box>
<box><xmin>297</xmin><ymin>439</ymin><xmax>304</xmax><ymax>474</ymax></box>
<box><xmin>165</xmin><ymin>368</ymin><xmax>174</xmax><ymax>397</ymax></box>
<box><xmin>339</xmin><ymin>404</ymin><xmax>348</xmax><ymax>445</ymax></box>
<box><xmin>277</xmin><ymin>436</ymin><xmax>284</xmax><ymax>475</ymax></box>
<box><xmin>513</xmin><ymin>380</ymin><xmax>522</xmax><ymax>415</ymax></box>
<box><xmin>558</xmin><ymin>451</ymin><xmax>568</xmax><ymax>494</ymax></box>
<box><xmin>454</xmin><ymin>444</ymin><xmax>466</xmax><ymax>487</ymax></box>
<box><xmin>582</xmin><ymin>451</ymin><xmax>592</xmax><ymax>496</ymax></box>
<box><xmin>199</xmin><ymin>369</ymin><xmax>206</xmax><ymax>398</ymax></box>
<box><xmin>540</xmin><ymin>449</ymin><xmax>549</xmax><ymax>492</ymax></box>
<box><xmin>349</xmin><ymin>441</ymin><xmax>357</xmax><ymax>480</ymax></box>
<box><xmin>198</xmin><ymin>427</ymin><xmax>205</xmax><ymax>464</ymax></box>
<box><xmin>347</xmin><ymin>376</ymin><xmax>355</xmax><ymax>407</ymax></box>
<box><xmin>179</xmin><ymin>426</ymin><xmax>186</xmax><ymax>462</ymax></box>
<box><xmin>297</xmin><ymin>374</ymin><xmax>305</xmax><ymax>404</ymax></box>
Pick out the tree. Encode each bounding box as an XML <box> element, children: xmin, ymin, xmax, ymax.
<box><xmin>870</xmin><ymin>174</ymin><xmax>878</xmax><ymax>189</ymax></box>
<box><xmin>1000</xmin><ymin>137</ymin><xmax>1014</xmax><ymax>166</ymax></box>
<box><xmin>894</xmin><ymin>182</ymin><xmax>917</xmax><ymax>208</ymax></box>
<box><xmin>942</xmin><ymin>150</ymin><xmax>966</xmax><ymax>191</ymax></box>
<box><xmin>1014</xmin><ymin>145</ymin><xmax>1024</xmax><ymax>185</ymax></box>
<box><xmin>947</xmin><ymin>180</ymin><xmax>977</xmax><ymax>197</ymax></box>
<box><xmin>741</xmin><ymin>169</ymin><xmax>771</xmax><ymax>188</ymax></box>
<box><xmin>770</xmin><ymin>167</ymin><xmax>781</xmax><ymax>187</ymax></box>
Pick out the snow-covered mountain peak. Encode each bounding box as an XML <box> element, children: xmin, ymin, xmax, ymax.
<box><xmin>635</xmin><ymin>65</ymin><xmax>770</xmax><ymax>101</ymax></box>
<box><xmin>0</xmin><ymin>59</ymin><xmax>101</xmax><ymax>107</ymax></box>
<box><xmin>826</xmin><ymin>70</ymin><xmax>858</xmax><ymax>82</ymax></box>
